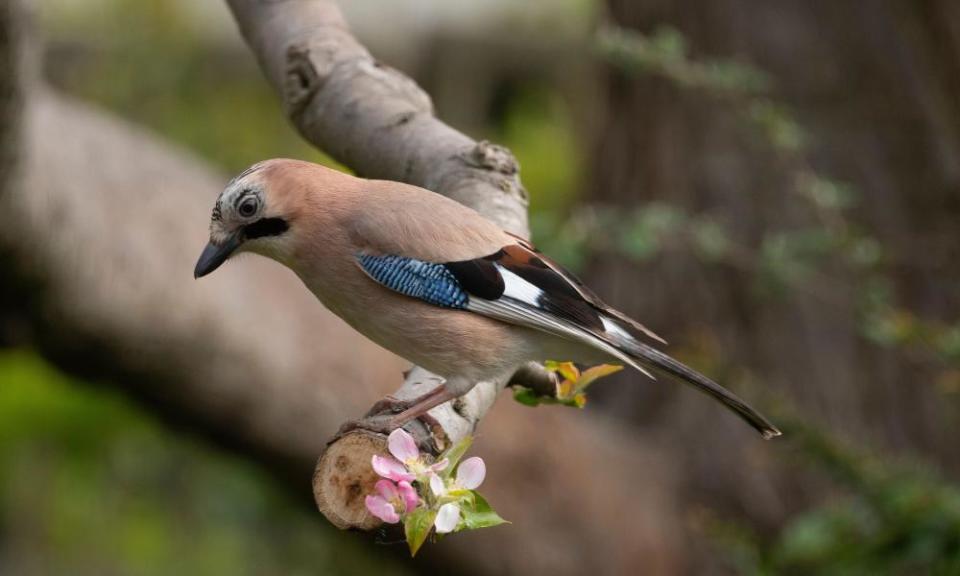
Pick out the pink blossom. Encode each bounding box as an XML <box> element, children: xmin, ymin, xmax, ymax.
<box><xmin>434</xmin><ymin>502</ymin><xmax>461</xmax><ymax>534</ymax></box>
<box><xmin>429</xmin><ymin>473</ymin><xmax>446</xmax><ymax>497</ymax></box>
<box><xmin>388</xmin><ymin>427</ymin><xmax>420</xmax><ymax>462</ymax></box>
<box><xmin>365</xmin><ymin>493</ymin><xmax>399</xmax><ymax>524</ymax></box>
<box><xmin>428</xmin><ymin>456</ymin><xmax>487</xmax><ymax>533</ymax></box>
<box><xmin>371</xmin><ymin>454</ymin><xmax>415</xmax><ymax>483</ymax></box>
<box><xmin>365</xmin><ymin>479</ymin><xmax>419</xmax><ymax>524</ymax></box>
<box><xmin>429</xmin><ymin>458</ymin><xmax>449</xmax><ymax>474</ymax></box>
<box><xmin>371</xmin><ymin>429</ymin><xmax>448</xmax><ymax>483</ymax></box>
<box><xmin>455</xmin><ymin>457</ymin><xmax>486</xmax><ymax>490</ymax></box>
<box><xmin>396</xmin><ymin>480</ymin><xmax>419</xmax><ymax>512</ymax></box>
<box><xmin>430</xmin><ymin>456</ymin><xmax>487</xmax><ymax>497</ymax></box>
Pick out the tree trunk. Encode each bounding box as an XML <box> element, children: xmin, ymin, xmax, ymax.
<box><xmin>589</xmin><ymin>0</ymin><xmax>960</xmax><ymax>569</ymax></box>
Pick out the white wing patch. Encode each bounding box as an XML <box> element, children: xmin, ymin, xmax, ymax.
<box><xmin>466</xmin><ymin>260</ymin><xmax>657</xmax><ymax>379</ymax></box>
<box><xmin>497</xmin><ymin>266</ymin><xmax>543</xmax><ymax>306</ymax></box>
<box><xmin>601</xmin><ymin>316</ymin><xmax>633</xmax><ymax>341</ymax></box>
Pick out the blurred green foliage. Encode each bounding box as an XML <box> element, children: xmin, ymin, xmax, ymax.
<box><xmin>598</xmin><ymin>26</ymin><xmax>771</xmax><ymax>96</ymax></box>
<box><xmin>712</xmin><ymin>417</ymin><xmax>960</xmax><ymax>576</ymax></box>
<box><xmin>596</xmin><ymin>24</ymin><xmax>960</xmax><ymax>575</ymax></box>
<box><xmin>495</xmin><ymin>85</ymin><xmax>583</xmax><ymax>213</ymax></box>
<box><xmin>42</xmin><ymin>0</ymin><xmax>335</xmax><ymax>175</ymax></box>
<box><xmin>0</xmin><ymin>350</ymin><xmax>410</xmax><ymax>576</ymax></box>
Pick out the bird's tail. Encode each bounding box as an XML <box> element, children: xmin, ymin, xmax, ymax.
<box><xmin>601</xmin><ymin>314</ymin><xmax>782</xmax><ymax>440</ymax></box>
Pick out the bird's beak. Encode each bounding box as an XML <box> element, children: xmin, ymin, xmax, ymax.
<box><xmin>194</xmin><ymin>233</ymin><xmax>242</xmax><ymax>279</ymax></box>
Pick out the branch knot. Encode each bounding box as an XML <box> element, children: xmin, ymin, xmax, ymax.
<box><xmin>464</xmin><ymin>140</ymin><xmax>520</xmax><ymax>176</ymax></box>
<box><xmin>284</xmin><ymin>42</ymin><xmax>329</xmax><ymax>117</ymax></box>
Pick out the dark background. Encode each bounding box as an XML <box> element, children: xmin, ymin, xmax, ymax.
<box><xmin>2</xmin><ymin>0</ymin><xmax>959</xmax><ymax>574</ymax></box>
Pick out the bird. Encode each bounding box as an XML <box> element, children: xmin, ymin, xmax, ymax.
<box><xmin>194</xmin><ymin>159</ymin><xmax>780</xmax><ymax>439</ymax></box>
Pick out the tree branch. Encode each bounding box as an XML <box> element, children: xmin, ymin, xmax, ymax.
<box><xmin>224</xmin><ymin>0</ymin><xmax>562</xmax><ymax>527</ymax></box>
<box><xmin>227</xmin><ymin>0</ymin><xmax>530</xmax><ymax>234</ymax></box>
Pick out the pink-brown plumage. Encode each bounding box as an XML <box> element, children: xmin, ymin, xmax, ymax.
<box><xmin>233</xmin><ymin>160</ymin><xmax>545</xmax><ymax>390</ymax></box>
<box><xmin>195</xmin><ymin>159</ymin><xmax>780</xmax><ymax>438</ymax></box>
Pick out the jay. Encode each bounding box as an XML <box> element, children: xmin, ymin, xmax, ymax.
<box><xmin>195</xmin><ymin>159</ymin><xmax>780</xmax><ymax>439</ymax></box>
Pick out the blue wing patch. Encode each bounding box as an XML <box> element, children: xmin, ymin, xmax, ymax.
<box><xmin>357</xmin><ymin>254</ymin><xmax>469</xmax><ymax>309</ymax></box>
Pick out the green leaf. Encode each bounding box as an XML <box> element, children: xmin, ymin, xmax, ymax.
<box><xmin>513</xmin><ymin>358</ymin><xmax>615</xmax><ymax>409</ymax></box>
<box><xmin>691</xmin><ymin>219</ymin><xmax>732</xmax><ymax>262</ymax></box>
<box><xmin>650</xmin><ymin>27</ymin><xmax>688</xmax><ymax>61</ymax></box>
<box><xmin>846</xmin><ymin>236</ymin><xmax>882</xmax><ymax>269</ymax></box>
<box><xmin>512</xmin><ymin>386</ymin><xmax>547</xmax><ymax>407</ymax></box>
<box><xmin>797</xmin><ymin>173</ymin><xmax>856</xmax><ymax>211</ymax></box>
<box><xmin>439</xmin><ymin>435</ymin><xmax>473</xmax><ymax>475</ymax></box>
<box><xmin>573</xmin><ymin>363</ymin><xmax>624</xmax><ymax>392</ymax></box>
<box><xmin>618</xmin><ymin>226</ymin><xmax>660</xmax><ymax>261</ymax></box>
<box><xmin>936</xmin><ymin>325</ymin><xmax>960</xmax><ymax>361</ymax></box>
<box><xmin>461</xmin><ymin>492</ymin><xmax>509</xmax><ymax>530</ymax></box>
<box><xmin>749</xmin><ymin>100</ymin><xmax>807</xmax><ymax>153</ymax></box>
<box><xmin>512</xmin><ymin>386</ymin><xmax>584</xmax><ymax>408</ymax></box>
<box><xmin>514</xmin><ymin>362</ymin><xmax>623</xmax><ymax>409</ymax></box>
<box><xmin>404</xmin><ymin>507</ymin><xmax>438</xmax><ymax>557</ymax></box>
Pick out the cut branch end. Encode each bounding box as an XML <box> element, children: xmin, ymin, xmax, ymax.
<box><xmin>313</xmin><ymin>429</ymin><xmax>386</xmax><ymax>530</ymax></box>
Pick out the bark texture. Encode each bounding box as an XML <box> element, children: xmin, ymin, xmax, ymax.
<box><xmin>0</xmin><ymin>0</ymin><xmax>25</xmax><ymax>199</ymax></box>
<box><xmin>589</xmin><ymin>0</ymin><xmax>960</xmax><ymax>571</ymax></box>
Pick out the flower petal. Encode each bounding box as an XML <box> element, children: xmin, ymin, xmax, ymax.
<box><xmin>434</xmin><ymin>503</ymin><xmax>460</xmax><ymax>534</ymax></box>
<box><xmin>429</xmin><ymin>473</ymin><xmax>447</xmax><ymax>497</ymax></box>
<box><xmin>365</xmin><ymin>495</ymin><xmax>400</xmax><ymax>524</ymax></box>
<box><xmin>371</xmin><ymin>455</ymin><xmax>415</xmax><ymax>482</ymax></box>
<box><xmin>429</xmin><ymin>458</ymin><xmax>449</xmax><ymax>473</ymax></box>
<box><xmin>455</xmin><ymin>457</ymin><xmax>486</xmax><ymax>490</ymax></box>
<box><xmin>388</xmin><ymin>428</ymin><xmax>419</xmax><ymax>462</ymax></box>
<box><xmin>374</xmin><ymin>479</ymin><xmax>398</xmax><ymax>502</ymax></box>
<box><xmin>397</xmin><ymin>480</ymin><xmax>419</xmax><ymax>513</ymax></box>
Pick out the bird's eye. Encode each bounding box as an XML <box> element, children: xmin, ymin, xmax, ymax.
<box><xmin>238</xmin><ymin>197</ymin><xmax>259</xmax><ymax>218</ymax></box>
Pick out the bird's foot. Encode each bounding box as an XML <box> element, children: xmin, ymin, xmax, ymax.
<box><xmin>335</xmin><ymin>414</ymin><xmax>398</xmax><ymax>438</ymax></box>
<box><xmin>328</xmin><ymin>397</ymin><xmax>415</xmax><ymax>441</ymax></box>
<box><xmin>333</xmin><ymin>409</ymin><xmax>444</xmax><ymax>439</ymax></box>
<box><xmin>364</xmin><ymin>396</ymin><xmax>415</xmax><ymax>418</ymax></box>
<box><xmin>331</xmin><ymin>388</ymin><xmax>455</xmax><ymax>444</ymax></box>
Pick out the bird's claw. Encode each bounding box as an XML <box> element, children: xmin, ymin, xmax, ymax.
<box><xmin>329</xmin><ymin>407</ymin><xmax>444</xmax><ymax>447</ymax></box>
<box><xmin>327</xmin><ymin>398</ymin><xmax>410</xmax><ymax>444</ymax></box>
<box><xmin>333</xmin><ymin>415</ymin><xmax>397</xmax><ymax>440</ymax></box>
<box><xmin>364</xmin><ymin>396</ymin><xmax>414</xmax><ymax>417</ymax></box>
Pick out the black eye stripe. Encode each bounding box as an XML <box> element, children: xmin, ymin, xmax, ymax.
<box><xmin>244</xmin><ymin>217</ymin><xmax>289</xmax><ymax>239</ymax></box>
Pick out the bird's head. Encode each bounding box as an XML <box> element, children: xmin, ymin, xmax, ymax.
<box><xmin>194</xmin><ymin>159</ymin><xmax>301</xmax><ymax>278</ymax></box>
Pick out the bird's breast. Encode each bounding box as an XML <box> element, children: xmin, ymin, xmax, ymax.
<box><xmin>295</xmin><ymin>260</ymin><xmax>534</xmax><ymax>380</ymax></box>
